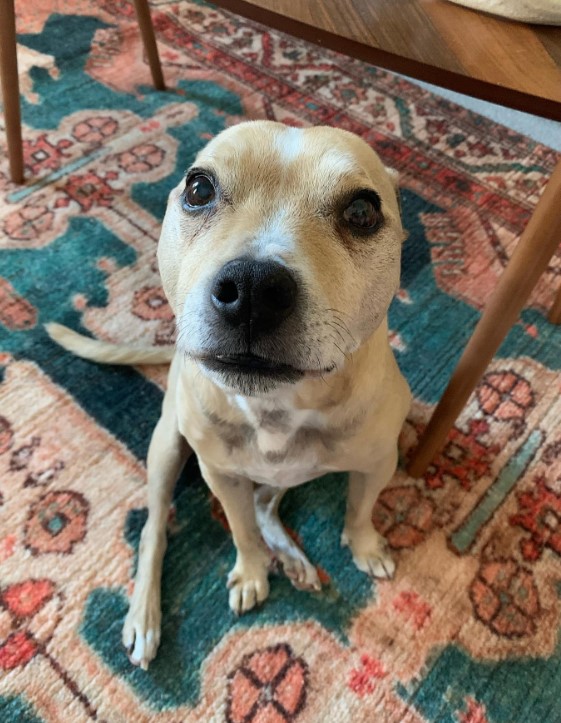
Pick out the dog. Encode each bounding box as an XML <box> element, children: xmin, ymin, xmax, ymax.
<box><xmin>47</xmin><ymin>120</ymin><xmax>411</xmax><ymax>670</ymax></box>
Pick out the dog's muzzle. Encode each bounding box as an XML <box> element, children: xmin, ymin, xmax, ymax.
<box><xmin>196</xmin><ymin>257</ymin><xmax>304</xmax><ymax>389</ymax></box>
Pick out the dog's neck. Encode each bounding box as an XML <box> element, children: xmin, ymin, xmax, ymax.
<box><xmin>190</xmin><ymin>319</ymin><xmax>392</xmax><ymax>431</ymax></box>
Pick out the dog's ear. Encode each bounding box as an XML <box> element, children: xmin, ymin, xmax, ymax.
<box><xmin>385</xmin><ymin>166</ymin><xmax>401</xmax><ymax>214</ymax></box>
<box><xmin>385</xmin><ymin>166</ymin><xmax>399</xmax><ymax>187</ymax></box>
<box><xmin>385</xmin><ymin>166</ymin><xmax>408</xmax><ymax>242</ymax></box>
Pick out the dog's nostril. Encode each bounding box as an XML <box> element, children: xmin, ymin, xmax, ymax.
<box><xmin>214</xmin><ymin>280</ymin><xmax>239</xmax><ymax>305</ymax></box>
<box><xmin>262</xmin><ymin>281</ymin><xmax>293</xmax><ymax>310</ymax></box>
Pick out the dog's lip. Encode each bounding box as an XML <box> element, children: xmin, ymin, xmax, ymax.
<box><xmin>197</xmin><ymin>353</ymin><xmax>334</xmax><ymax>377</ymax></box>
<box><xmin>213</xmin><ymin>353</ymin><xmax>294</xmax><ymax>372</ymax></box>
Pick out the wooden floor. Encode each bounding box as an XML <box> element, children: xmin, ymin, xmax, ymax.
<box><xmin>213</xmin><ymin>0</ymin><xmax>561</xmax><ymax>120</ymax></box>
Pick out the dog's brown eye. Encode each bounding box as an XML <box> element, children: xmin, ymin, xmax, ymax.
<box><xmin>343</xmin><ymin>192</ymin><xmax>381</xmax><ymax>232</ymax></box>
<box><xmin>183</xmin><ymin>174</ymin><xmax>216</xmax><ymax>208</ymax></box>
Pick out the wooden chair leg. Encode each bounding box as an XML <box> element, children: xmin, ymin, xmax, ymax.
<box><xmin>132</xmin><ymin>0</ymin><xmax>166</xmax><ymax>90</ymax></box>
<box><xmin>408</xmin><ymin>159</ymin><xmax>561</xmax><ymax>478</ymax></box>
<box><xmin>548</xmin><ymin>282</ymin><xmax>561</xmax><ymax>324</ymax></box>
<box><xmin>0</xmin><ymin>0</ymin><xmax>24</xmax><ymax>183</ymax></box>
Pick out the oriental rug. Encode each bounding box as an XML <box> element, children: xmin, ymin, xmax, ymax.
<box><xmin>1</xmin><ymin>1</ymin><xmax>561</xmax><ymax>721</ymax></box>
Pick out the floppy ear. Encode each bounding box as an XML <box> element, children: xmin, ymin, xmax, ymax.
<box><xmin>385</xmin><ymin>166</ymin><xmax>408</xmax><ymax>242</ymax></box>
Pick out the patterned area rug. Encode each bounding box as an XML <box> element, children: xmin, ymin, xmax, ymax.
<box><xmin>1</xmin><ymin>1</ymin><xmax>561</xmax><ymax>721</ymax></box>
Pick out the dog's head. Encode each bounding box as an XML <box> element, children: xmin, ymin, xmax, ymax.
<box><xmin>158</xmin><ymin>121</ymin><xmax>405</xmax><ymax>395</ymax></box>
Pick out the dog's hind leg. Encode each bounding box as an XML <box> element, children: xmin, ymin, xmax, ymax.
<box><xmin>122</xmin><ymin>373</ymin><xmax>190</xmax><ymax>669</ymax></box>
<box><xmin>254</xmin><ymin>484</ymin><xmax>321</xmax><ymax>592</ymax></box>
<box><xmin>342</xmin><ymin>449</ymin><xmax>397</xmax><ymax>579</ymax></box>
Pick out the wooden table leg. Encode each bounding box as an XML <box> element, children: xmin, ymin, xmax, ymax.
<box><xmin>408</xmin><ymin>159</ymin><xmax>561</xmax><ymax>478</ymax></box>
<box><xmin>132</xmin><ymin>0</ymin><xmax>166</xmax><ymax>91</ymax></box>
<box><xmin>0</xmin><ymin>0</ymin><xmax>24</xmax><ymax>184</ymax></box>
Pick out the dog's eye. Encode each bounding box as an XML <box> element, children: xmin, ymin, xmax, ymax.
<box><xmin>343</xmin><ymin>192</ymin><xmax>381</xmax><ymax>232</ymax></box>
<box><xmin>183</xmin><ymin>174</ymin><xmax>216</xmax><ymax>208</ymax></box>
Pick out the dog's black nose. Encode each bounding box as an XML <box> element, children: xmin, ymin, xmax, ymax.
<box><xmin>210</xmin><ymin>258</ymin><xmax>297</xmax><ymax>334</ymax></box>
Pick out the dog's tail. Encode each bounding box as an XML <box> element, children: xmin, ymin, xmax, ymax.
<box><xmin>45</xmin><ymin>323</ymin><xmax>175</xmax><ymax>365</ymax></box>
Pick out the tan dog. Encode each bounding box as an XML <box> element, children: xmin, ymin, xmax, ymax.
<box><xmin>47</xmin><ymin>121</ymin><xmax>411</xmax><ymax>670</ymax></box>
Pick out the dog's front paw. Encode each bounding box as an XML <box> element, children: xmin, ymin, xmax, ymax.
<box><xmin>227</xmin><ymin>558</ymin><xmax>270</xmax><ymax>615</ymax></box>
<box><xmin>122</xmin><ymin>591</ymin><xmax>161</xmax><ymax>670</ymax></box>
<box><xmin>341</xmin><ymin>527</ymin><xmax>395</xmax><ymax>579</ymax></box>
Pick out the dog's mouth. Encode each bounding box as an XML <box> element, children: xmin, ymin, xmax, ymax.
<box><xmin>199</xmin><ymin>353</ymin><xmax>334</xmax><ymax>381</ymax></box>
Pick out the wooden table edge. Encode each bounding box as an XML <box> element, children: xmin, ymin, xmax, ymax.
<box><xmin>212</xmin><ymin>0</ymin><xmax>561</xmax><ymax>122</ymax></box>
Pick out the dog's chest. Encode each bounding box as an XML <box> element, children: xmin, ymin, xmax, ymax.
<box><xmin>210</xmin><ymin>399</ymin><xmax>350</xmax><ymax>487</ymax></box>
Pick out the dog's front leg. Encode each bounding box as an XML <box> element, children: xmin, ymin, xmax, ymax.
<box><xmin>200</xmin><ymin>464</ymin><xmax>270</xmax><ymax>614</ymax></box>
<box><xmin>122</xmin><ymin>390</ymin><xmax>190</xmax><ymax>669</ymax></box>
<box><xmin>342</xmin><ymin>449</ymin><xmax>398</xmax><ymax>579</ymax></box>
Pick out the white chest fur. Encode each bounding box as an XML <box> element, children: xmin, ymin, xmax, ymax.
<box><xmin>231</xmin><ymin>395</ymin><xmax>337</xmax><ymax>486</ymax></box>
<box><xmin>235</xmin><ymin>395</ymin><xmax>318</xmax><ymax>450</ymax></box>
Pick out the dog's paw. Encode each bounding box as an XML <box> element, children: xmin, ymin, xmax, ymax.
<box><xmin>276</xmin><ymin>551</ymin><xmax>321</xmax><ymax>592</ymax></box>
<box><xmin>122</xmin><ymin>593</ymin><xmax>161</xmax><ymax>670</ymax></box>
<box><xmin>341</xmin><ymin>527</ymin><xmax>395</xmax><ymax>580</ymax></box>
<box><xmin>227</xmin><ymin>560</ymin><xmax>270</xmax><ymax>615</ymax></box>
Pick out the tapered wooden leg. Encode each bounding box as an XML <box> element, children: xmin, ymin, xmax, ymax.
<box><xmin>0</xmin><ymin>0</ymin><xmax>24</xmax><ymax>183</ymax></box>
<box><xmin>548</xmin><ymin>282</ymin><xmax>561</xmax><ymax>324</ymax></box>
<box><xmin>132</xmin><ymin>0</ymin><xmax>166</xmax><ymax>90</ymax></box>
<box><xmin>408</xmin><ymin>159</ymin><xmax>561</xmax><ymax>478</ymax></box>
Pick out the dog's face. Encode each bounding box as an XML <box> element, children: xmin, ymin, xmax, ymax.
<box><xmin>158</xmin><ymin>121</ymin><xmax>405</xmax><ymax>395</ymax></box>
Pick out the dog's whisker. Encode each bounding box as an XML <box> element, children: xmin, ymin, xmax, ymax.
<box><xmin>314</xmin><ymin>352</ymin><xmax>328</xmax><ymax>383</ymax></box>
<box><xmin>325</xmin><ymin>308</ymin><xmax>356</xmax><ymax>345</ymax></box>
<box><xmin>325</xmin><ymin>322</ymin><xmax>354</xmax><ymax>356</ymax></box>
<box><xmin>325</xmin><ymin>307</ymin><xmax>353</xmax><ymax>320</ymax></box>
<box><xmin>332</xmin><ymin>340</ymin><xmax>351</xmax><ymax>365</ymax></box>
<box><xmin>325</xmin><ymin>321</ymin><xmax>347</xmax><ymax>346</ymax></box>
<box><xmin>329</xmin><ymin>318</ymin><xmax>355</xmax><ymax>346</ymax></box>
